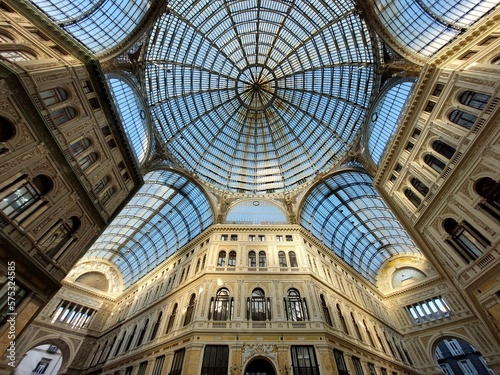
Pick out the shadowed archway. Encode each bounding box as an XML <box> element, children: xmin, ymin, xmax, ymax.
<box><xmin>244</xmin><ymin>357</ymin><xmax>276</xmax><ymax>375</ymax></box>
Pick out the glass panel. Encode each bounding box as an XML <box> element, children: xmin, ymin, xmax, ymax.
<box><xmin>300</xmin><ymin>170</ymin><xmax>421</xmax><ymax>283</ymax></box>
<box><xmin>145</xmin><ymin>0</ymin><xmax>374</xmax><ymax>194</ymax></box>
<box><xmin>106</xmin><ymin>76</ymin><xmax>149</xmax><ymax>163</ymax></box>
<box><xmin>30</xmin><ymin>0</ymin><xmax>152</xmax><ymax>54</ymax></box>
<box><xmin>374</xmin><ymin>0</ymin><xmax>496</xmax><ymax>56</ymax></box>
<box><xmin>368</xmin><ymin>80</ymin><xmax>415</xmax><ymax>165</ymax></box>
<box><xmin>82</xmin><ymin>170</ymin><xmax>213</xmax><ymax>288</ymax></box>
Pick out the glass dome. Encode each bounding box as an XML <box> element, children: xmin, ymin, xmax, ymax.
<box><xmin>144</xmin><ymin>0</ymin><xmax>375</xmax><ymax>195</ymax></box>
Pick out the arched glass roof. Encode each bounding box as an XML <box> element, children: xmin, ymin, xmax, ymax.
<box><xmin>300</xmin><ymin>170</ymin><xmax>421</xmax><ymax>283</ymax></box>
<box><xmin>374</xmin><ymin>0</ymin><xmax>497</xmax><ymax>56</ymax></box>
<box><xmin>30</xmin><ymin>0</ymin><xmax>152</xmax><ymax>54</ymax></box>
<box><xmin>226</xmin><ymin>200</ymin><xmax>288</xmax><ymax>224</ymax></box>
<box><xmin>83</xmin><ymin>170</ymin><xmax>213</xmax><ymax>288</ymax></box>
<box><xmin>144</xmin><ymin>0</ymin><xmax>375</xmax><ymax>195</ymax></box>
<box><xmin>106</xmin><ymin>75</ymin><xmax>150</xmax><ymax>164</ymax></box>
<box><xmin>368</xmin><ymin>79</ymin><xmax>415</xmax><ymax>165</ymax></box>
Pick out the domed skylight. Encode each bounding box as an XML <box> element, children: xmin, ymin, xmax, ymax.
<box><xmin>144</xmin><ymin>0</ymin><xmax>375</xmax><ymax>195</ymax></box>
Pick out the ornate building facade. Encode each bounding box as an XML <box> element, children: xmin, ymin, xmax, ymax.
<box><xmin>0</xmin><ymin>0</ymin><xmax>499</xmax><ymax>375</ymax></box>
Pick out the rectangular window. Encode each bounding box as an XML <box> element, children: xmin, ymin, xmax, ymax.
<box><xmin>333</xmin><ymin>349</ymin><xmax>349</xmax><ymax>375</ymax></box>
<box><xmin>201</xmin><ymin>345</ymin><xmax>229</xmax><ymax>375</ymax></box>
<box><xmin>258</xmin><ymin>235</ymin><xmax>265</xmax><ymax>241</ymax></box>
<box><xmin>221</xmin><ymin>234</ymin><xmax>228</xmax><ymax>241</ymax></box>
<box><xmin>424</xmin><ymin>101</ymin><xmax>435</xmax><ymax>112</ymax></box>
<box><xmin>291</xmin><ymin>346</ymin><xmax>319</xmax><ymax>375</ymax></box>
<box><xmin>124</xmin><ymin>366</ymin><xmax>132</xmax><ymax>375</ymax></box>
<box><xmin>82</xmin><ymin>80</ymin><xmax>94</xmax><ymax>93</ymax></box>
<box><xmin>170</xmin><ymin>349</ymin><xmax>185</xmax><ymax>375</ymax></box>
<box><xmin>33</xmin><ymin>358</ymin><xmax>51</xmax><ymax>374</ymax></box>
<box><xmin>276</xmin><ymin>235</ymin><xmax>283</xmax><ymax>241</ymax></box>
<box><xmin>440</xmin><ymin>364</ymin><xmax>453</xmax><ymax>375</ymax></box>
<box><xmin>151</xmin><ymin>355</ymin><xmax>165</xmax><ymax>375</ymax></box>
<box><xmin>406</xmin><ymin>296</ymin><xmax>451</xmax><ymax>324</ymax></box>
<box><xmin>367</xmin><ymin>363</ymin><xmax>377</xmax><ymax>375</ymax></box>
<box><xmin>137</xmin><ymin>362</ymin><xmax>147</xmax><ymax>375</ymax></box>
<box><xmin>352</xmin><ymin>356</ymin><xmax>365</xmax><ymax>375</ymax></box>
<box><xmin>249</xmin><ymin>234</ymin><xmax>256</xmax><ymax>241</ymax></box>
<box><xmin>432</xmin><ymin>84</ymin><xmax>444</xmax><ymax>97</ymax></box>
<box><xmin>50</xmin><ymin>300</ymin><xmax>95</xmax><ymax>328</ymax></box>
<box><xmin>445</xmin><ymin>339</ymin><xmax>463</xmax><ymax>356</ymax></box>
<box><xmin>230</xmin><ymin>234</ymin><xmax>238</xmax><ymax>241</ymax></box>
<box><xmin>380</xmin><ymin>368</ymin><xmax>388</xmax><ymax>375</ymax></box>
<box><xmin>286</xmin><ymin>235</ymin><xmax>293</xmax><ymax>241</ymax></box>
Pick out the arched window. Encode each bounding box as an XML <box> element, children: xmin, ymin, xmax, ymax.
<box><xmin>278</xmin><ymin>251</ymin><xmax>287</xmax><ymax>267</ymax></box>
<box><xmin>0</xmin><ymin>31</ymin><xmax>13</xmax><ymax>43</ymax></box>
<box><xmin>183</xmin><ymin>294</ymin><xmax>196</xmax><ymax>326</ymax></box>
<box><xmin>180</xmin><ymin>268</ymin><xmax>185</xmax><ymax>282</ymax></box>
<box><xmin>113</xmin><ymin>333</ymin><xmax>125</xmax><ymax>356</ymax></box>
<box><xmin>209</xmin><ymin>288</ymin><xmax>233</xmax><ymax>321</ymax></box>
<box><xmin>0</xmin><ymin>49</ymin><xmax>36</xmax><ymax>61</ymax></box>
<box><xmin>90</xmin><ymin>344</ymin><xmax>100</xmax><ymax>366</ymax></box>
<box><xmin>258</xmin><ymin>251</ymin><xmax>267</xmax><ymax>267</ymax></box>
<box><xmin>320</xmin><ymin>295</ymin><xmax>332</xmax><ymax>326</ymax></box>
<box><xmin>166</xmin><ymin>303</ymin><xmax>178</xmax><ymax>334</ymax></box>
<box><xmin>449</xmin><ymin>109</ymin><xmax>477</xmax><ymax>129</ymax></box>
<box><xmin>0</xmin><ymin>174</ymin><xmax>52</xmax><ymax>220</ymax></box>
<box><xmin>284</xmin><ymin>289</ymin><xmax>308</xmax><ymax>321</ymax></box>
<box><xmin>475</xmin><ymin>177</ymin><xmax>500</xmax><ymax>221</ymax></box>
<box><xmin>150</xmin><ymin>312</ymin><xmax>162</xmax><ymax>341</ymax></box>
<box><xmin>124</xmin><ymin>324</ymin><xmax>137</xmax><ymax>352</ymax></box>
<box><xmin>195</xmin><ymin>258</ymin><xmax>201</xmax><ymax>273</ymax></box>
<box><xmin>364</xmin><ymin>320</ymin><xmax>376</xmax><ymax>348</ymax></box>
<box><xmin>39</xmin><ymin>87</ymin><xmax>68</xmax><ymax>106</ymax></box>
<box><xmin>405</xmin><ymin>188</ymin><xmax>422</xmax><ymax>208</ymax></box>
<box><xmin>432</xmin><ymin>140</ymin><xmax>456</xmax><ymax>160</ymax></box>
<box><xmin>459</xmin><ymin>91</ymin><xmax>491</xmax><ymax>110</ymax></box>
<box><xmin>51</xmin><ymin>106</ymin><xmax>77</xmax><ymax>125</ymax></box>
<box><xmin>289</xmin><ymin>251</ymin><xmax>298</xmax><ymax>267</ymax></box>
<box><xmin>104</xmin><ymin>337</ymin><xmax>115</xmax><ymax>362</ymax></box>
<box><xmin>248</xmin><ymin>251</ymin><xmax>256</xmax><ymax>267</ymax></box>
<box><xmin>78</xmin><ymin>152</ymin><xmax>98</xmax><ymax>171</ymax></box>
<box><xmin>248</xmin><ymin>288</ymin><xmax>267</xmax><ymax>321</ymax></box>
<box><xmin>70</xmin><ymin>138</ymin><xmax>92</xmax><ymax>156</ymax></box>
<box><xmin>202</xmin><ymin>254</ymin><xmax>207</xmax><ymax>269</ymax></box>
<box><xmin>41</xmin><ymin>216</ymin><xmax>81</xmax><ymax>260</ymax></box>
<box><xmin>424</xmin><ymin>154</ymin><xmax>446</xmax><ymax>174</ymax></box>
<box><xmin>411</xmin><ymin>178</ymin><xmax>429</xmax><ymax>196</ymax></box>
<box><xmin>93</xmin><ymin>175</ymin><xmax>110</xmax><ymax>195</ymax></box>
<box><xmin>101</xmin><ymin>186</ymin><xmax>115</xmax><ymax>205</ymax></box>
<box><xmin>217</xmin><ymin>251</ymin><xmax>226</xmax><ymax>267</ymax></box>
<box><xmin>228</xmin><ymin>251</ymin><xmax>236</xmax><ymax>267</ymax></box>
<box><xmin>444</xmin><ymin>218</ymin><xmax>490</xmax><ymax>263</ymax></box>
<box><xmin>136</xmin><ymin>318</ymin><xmax>149</xmax><ymax>347</ymax></box>
<box><xmin>336</xmin><ymin>304</ymin><xmax>349</xmax><ymax>335</ymax></box>
<box><xmin>351</xmin><ymin>312</ymin><xmax>363</xmax><ymax>341</ymax></box>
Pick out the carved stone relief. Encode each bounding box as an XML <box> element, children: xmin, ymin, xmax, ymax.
<box><xmin>242</xmin><ymin>343</ymin><xmax>278</xmax><ymax>364</ymax></box>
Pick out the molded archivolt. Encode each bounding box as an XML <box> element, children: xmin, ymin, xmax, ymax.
<box><xmin>300</xmin><ymin>170</ymin><xmax>421</xmax><ymax>283</ymax></box>
<box><xmin>29</xmin><ymin>0</ymin><xmax>152</xmax><ymax>54</ymax></box>
<box><xmin>374</xmin><ymin>0</ymin><xmax>497</xmax><ymax>57</ymax></box>
<box><xmin>144</xmin><ymin>0</ymin><xmax>375</xmax><ymax>195</ymax></box>
<box><xmin>82</xmin><ymin>169</ymin><xmax>213</xmax><ymax>288</ymax></box>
